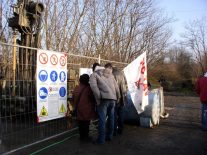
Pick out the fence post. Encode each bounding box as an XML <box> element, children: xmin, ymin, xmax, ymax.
<box><xmin>98</xmin><ymin>54</ymin><xmax>101</xmax><ymax>64</ymax></box>
<box><xmin>12</xmin><ymin>30</ymin><xmax>17</xmax><ymax>96</ymax></box>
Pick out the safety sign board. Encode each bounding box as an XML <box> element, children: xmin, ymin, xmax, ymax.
<box><xmin>37</xmin><ymin>50</ymin><xmax>67</xmax><ymax>123</ymax></box>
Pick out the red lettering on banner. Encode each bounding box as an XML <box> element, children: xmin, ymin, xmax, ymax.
<box><xmin>141</xmin><ymin>66</ymin><xmax>145</xmax><ymax>74</ymax></box>
<box><xmin>140</xmin><ymin>58</ymin><xmax>144</xmax><ymax>65</ymax></box>
<box><xmin>135</xmin><ymin>57</ymin><xmax>149</xmax><ymax>96</ymax></box>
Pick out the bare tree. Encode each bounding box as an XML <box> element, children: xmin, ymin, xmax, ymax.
<box><xmin>3</xmin><ymin>0</ymin><xmax>172</xmax><ymax>68</ymax></box>
<box><xmin>182</xmin><ymin>17</ymin><xmax>207</xmax><ymax>75</ymax></box>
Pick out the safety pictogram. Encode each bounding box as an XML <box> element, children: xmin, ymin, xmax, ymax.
<box><xmin>39</xmin><ymin>53</ymin><xmax>48</xmax><ymax>64</ymax></box>
<box><xmin>39</xmin><ymin>70</ymin><xmax>48</xmax><ymax>82</ymax></box>
<box><xmin>59</xmin><ymin>104</ymin><xmax>66</xmax><ymax>113</ymax></box>
<box><xmin>59</xmin><ymin>87</ymin><xmax>66</xmax><ymax>97</ymax></box>
<box><xmin>59</xmin><ymin>56</ymin><xmax>66</xmax><ymax>66</ymax></box>
<box><xmin>50</xmin><ymin>71</ymin><xmax>58</xmax><ymax>82</ymax></box>
<box><xmin>39</xmin><ymin>87</ymin><xmax>48</xmax><ymax>99</ymax></box>
<box><xmin>39</xmin><ymin>106</ymin><xmax>48</xmax><ymax>117</ymax></box>
<box><xmin>50</xmin><ymin>54</ymin><xmax>58</xmax><ymax>65</ymax></box>
<box><xmin>59</xmin><ymin>71</ymin><xmax>66</xmax><ymax>82</ymax></box>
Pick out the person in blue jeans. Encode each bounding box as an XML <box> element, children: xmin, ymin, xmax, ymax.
<box><xmin>196</xmin><ymin>71</ymin><xmax>207</xmax><ymax>130</ymax></box>
<box><xmin>90</xmin><ymin>63</ymin><xmax>120</xmax><ymax>144</ymax></box>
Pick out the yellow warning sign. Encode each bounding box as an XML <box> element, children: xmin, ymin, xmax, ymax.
<box><xmin>59</xmin><ymin>104</ymin><xmax>66</xmax><ymax>113</ymax></box>
<box><xmin>39</xmin><ymin>106</ymin><xmax>48</xmax><ymax>117</ymax></box>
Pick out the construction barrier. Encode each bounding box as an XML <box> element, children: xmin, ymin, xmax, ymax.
<box><xmin>0</xmin><ymin>41</ymin><xmax>127</xmax><ymax>154</ymax></box>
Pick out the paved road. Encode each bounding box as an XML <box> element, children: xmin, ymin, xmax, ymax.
<box><xmin>14</xmin><ymin>95</ymin><xmax>207</xmax><ymax>155</ymax></box>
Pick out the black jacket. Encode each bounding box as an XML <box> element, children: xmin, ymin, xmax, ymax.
<box><xmin>112</xmin><ymin>68</ymin><xmax>128</xmax><ymax>106</ymax></box>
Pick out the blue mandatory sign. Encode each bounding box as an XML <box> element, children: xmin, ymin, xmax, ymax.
<box><xmin>59</xmin><ymin>87</ymin><xmax>66</xmax><ymax>97</ymax></box>
<box><xmin>39</xmin><ymin>70</ymin><xmax>48</xmax><ymax>82</ymax></box>
<box><xmin>39</xmin><ymin>87</ymin><xmax>48</xmax><ymax>99</ymax></box>
<box><xmin>50</xmin><ymin>71</ymin><xmax>58</xmax><ymax>82</ymax></box>
<box><xmin>59</xmin><ymin>71</ymin><xmax>66</xmax><ymax>82</ymax></box>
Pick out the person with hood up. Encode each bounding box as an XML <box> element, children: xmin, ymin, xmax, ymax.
<box><xmin>89</xmin><ymin>63</ymin><xmax>120</xmax><ymax>144</ymax></box>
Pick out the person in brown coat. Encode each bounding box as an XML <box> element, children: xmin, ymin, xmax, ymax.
<box><xmin>72</xmin><ymin>74</ymin><xmax>96</xmax><ymax>141</ymax></box>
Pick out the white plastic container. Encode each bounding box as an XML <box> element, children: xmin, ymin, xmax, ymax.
<box><xmin>140</xmin><ymin>89</ymin><xmax>160</xmax><ymax>126</ymax></box>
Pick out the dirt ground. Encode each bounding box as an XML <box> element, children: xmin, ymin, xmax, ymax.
<box><xmin>14</xmin><ymin>95</ymin><xmax>207</xmax><ymax>155</ymax></box>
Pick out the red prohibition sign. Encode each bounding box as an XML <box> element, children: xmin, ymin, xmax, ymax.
<box><xmin>60</xmin><ymin>56</ymin><xmax>66</xmax><ymax>66</ymax></box>
<box><xmin>39</xmin><ymin>53</ymin><xmax>48</xmax><ymax>64</ymax></box>
<box><xmin>50</xmin><ymin>54</ymin><xmax>58</xmax><ymax>65</ymax></box>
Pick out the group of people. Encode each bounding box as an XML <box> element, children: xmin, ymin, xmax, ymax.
<box><xmin>71</xmin><ymin>61</ymin><xmax>207</xmax><ymax>145</ymax></box>
<box><xmin>72</xmin><ymin>62</ymin><xmax>128</xmax><ymax>144</ymax></box>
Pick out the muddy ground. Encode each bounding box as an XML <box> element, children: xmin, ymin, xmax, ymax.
<box><xmin>14</xmin><ymin>95</ymin><xmax>207</xmax><ymax>155</ymax></box>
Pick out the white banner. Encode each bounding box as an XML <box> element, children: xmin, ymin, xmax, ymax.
<box><xmin>36</xmin><ymin>49</ymin><xmax>67</xmax><ymax>122</ymax></box>
<box><xmin>123</xmin><ymin>52</ymin><xmax>148</xmax><ymax>114</ymax></box>
<box><xmin>79</xmin><ymin>68</ymin><xmax>93</xmax><ymax>77</ymax></box>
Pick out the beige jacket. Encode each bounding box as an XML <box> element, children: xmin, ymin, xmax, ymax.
<box><xmin>89</xmin><ymin>67</ymin><xmax>120</xmax><ymax>105</ymax></box>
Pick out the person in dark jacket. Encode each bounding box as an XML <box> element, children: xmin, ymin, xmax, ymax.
<box><xmin>73</xmin><ymin>74</ymin><xmax>96</xmax><ymax>141</ymax></box>
<box><xmin>112</xmin><ymin>67</ymin><xmax>128</xmax><ymax>135</ymax></box>
<box><xmin>196</xmin><ymin>72</ymin><xmax>207</xmax><ymax>130</ymax></box>
<box><xmin>90</xmin><ymin>63</ymin><xmax>120</xmax><ymax>144</ymax></box>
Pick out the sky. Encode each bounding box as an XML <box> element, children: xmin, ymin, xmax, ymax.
<box><xmin>158</xmin><ymin>0</ymin><xmax>207</xmax><ymax>41</ymax></box>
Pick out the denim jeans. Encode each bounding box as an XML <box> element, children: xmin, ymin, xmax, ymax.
<box><xmin>96</xmin><ymin>99</ymin><xmax>115</xmax><ymax>144</ymax></box>
<box><xmin>114</xmin><ymin>105</ymin><xmax>125</xmax><ymax>135</ymax></box>
<box><xmin>201</xmin><ymin>103</ymin><xmax>207</xmax><ymax>130</ymax></box>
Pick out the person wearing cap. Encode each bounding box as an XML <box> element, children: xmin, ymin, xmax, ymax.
<box><xmin>89</xmin><ymin>63</ymin><xmax>120</xmax><ymax>144</ymax></box>
<box><xmin>196</xmin><ymin>71</ymin><xmax>207</xmax><ymax>131</ymax></box>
